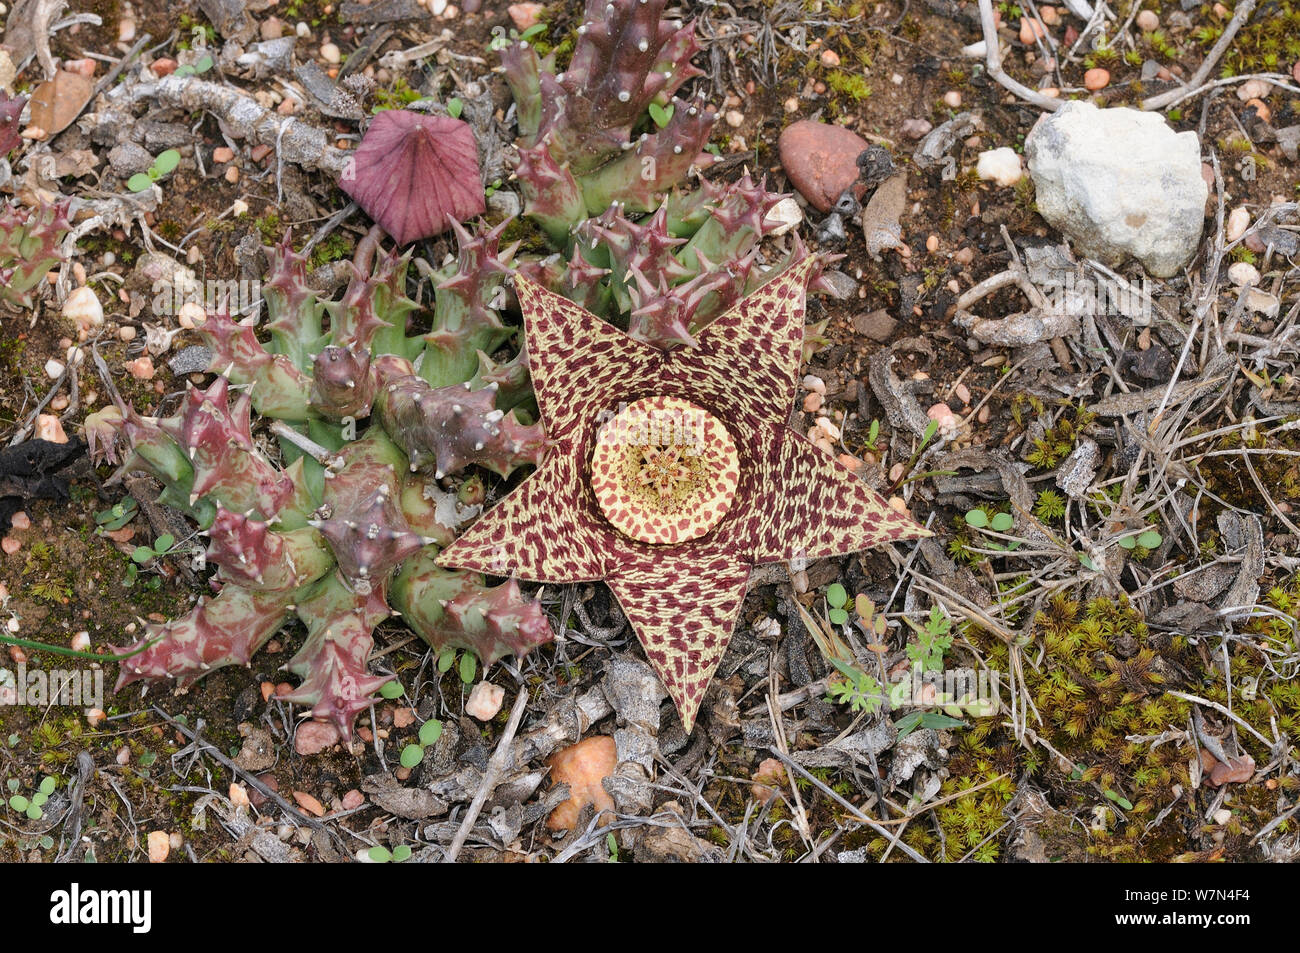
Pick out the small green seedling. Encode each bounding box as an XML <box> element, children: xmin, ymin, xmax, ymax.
<box><xmin>1118</xmin><ymin>528</ymin><xmax>1163</xmax><ymax>551</ymax></box>
<box><xmin>797</xmin><ymin>601</ymin><xmax>885</xmax><ymax>714</ymax></box>
<box><xmin>367</xmin><ymin>843</ymin><xmax>413</xmax><ymax>863</ymax></box>
<box><xmin>398</xmin><ymin>719</ymin><xmax>443</xmax><ymax>769</ymax></box>
<box><xmin>825</xmin><ymin>583</ymin><xmax>849</xmax><ymax>626</ymax></box>
<box><xmin>6</xmin><ymin>775</ymin><xmax>56</xmax><ymax>821</ymax></box>
<box><xmin>172</xmin><ymin>54</ymin><xmax>215</xmax><ymax>78</ymax></box>
<box><xmin>131</xmin><ymin>533</ymin><xmax>175</xmax><ymax>566</ymax></box>
<box><xmin>447</xmin><ymin>97</ymin><xmax>464</xmax><ymax>119</ymax></box>
<box><xmin>128</xmin><ymin>149</ymin><xmax>182</xmax><ymax>193</ymax></box>
<box><xmin>436</xmin><ymin>648</ymin><xmax>477</xmax><ymax>684</ymax></box>
<box><xmin>963</xmin><ymin>507</ymin><xmax>1022</xmax><ymax>552</ymax></box>
<box><xmin>648</xmin><ymin>102</ymin><xmax>674</xmax><ymax>128</ymax></box>
<box><xmin>94</xmin><ymin>496</ymin><xmax>139</xmax><ymax>532</ymax></box>
<box><xmin>487</xmin><ymin>21</ymin><xmax>547</xmax><ymax>52</ymax></box>
<box><xmin>895</xmin><ymin>710</ymin><xmax>965</xmax><ymax>740</ymax></box>
<box><xmin>903</xmin><ymin>605</ymin><xmax>953</xmax><ymax>674</ymax></box>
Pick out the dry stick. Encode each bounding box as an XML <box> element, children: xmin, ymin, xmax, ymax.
<box><xmin>91</xmin><ymin>31</ymin><xmax>151</xmax><ymax>99</ymax></box>
<box><xmin>766</xmin><ymin>692</ymin><xmax>813</xmax><ymax>845</ymax></box>
<box><xmin>54</xmin><ymin>750</ymin><xmax>95</xmax><ymax>863</ymax></box>
<box><xmin>445</xmin><ymin>688</ymin><xmax>529</xmax><ymax>862</ymax></box>
<box><xmin>151</xmin><ymin>706</ymin><xmax>332</xmax><ymax>833</ymax></box>
<box><xmin>1166</xmin><ymin>691</ymin><xmax>1274</xmax><ymax>749</ymax></box>
<box><xmin>976</xmin><ymin>0</ymin><xmax>1062</xmax><ymax>111</ymax></box>
<box><xmin>1142</xmin><ymin>0</ymin><xmax>1257</xmax><ymax>110</ymax></box>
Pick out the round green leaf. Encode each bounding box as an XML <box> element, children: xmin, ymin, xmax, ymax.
<box><xmin>155</xmin><ymin>533</ymin><xmax>175</xmax><ymax>552</ymax></box>
<box><xmin>399</xmin><ymin>744</ymin><xmax>424</xmax><ymax>768</ymax></box>
<box><xmin>38</xmin><ymin>776</ymin><xmax>56</xmax><ymax>796</ymax></box>
<box><xmin>990</xmin><ymin>512</ymin><xmax>1014</xmax><ymax>532</ymax></box>
<box><xmin>127</xmin><ymin>173</ymin><xmax>154</xmax><ymax>192</ymax></box>
<box><xmin>828</xmin><ymin>607</ymin><xmax>849</xmax><ymax>626</ymax></box>
<box><xmin>458</xmin><ymin>652</ymin><xmax>476</xmax><ymax>684</ymax></box>
<box><xmin>418</xmin><ymin>719</ymin><xmax>442</xmax><ymax>746</ymax></box>
<box><xmin>391</xmin><ymin>844</ymin><xmax>412</xmax><ymax>862</ymax></box>
<box><xmin>195</xmin><ymin>55</ymin><xmax>214</xmax><ymax>72</ymax></box>
<box><xmin>9</xmin><ymin>794</ymin><xmax>28</xmax><ymax>812</ymax></box>
<box><xmin>367</xmin><ymin>845</ymin><xmax>392</xmax><ymax>863</ymax></box>
<box><xmin>39</xmin><ymin>835</ymin><xmax>54</xmax><ymax>850</ymax></box>
<box><xmin>447</xmin><ymin>97</ymin><xmax>463</xmax><ymax>119</ymax></box>
<box><xmin>826</xmin><ymin>583</ymin><xmax>847</xmax><ymax>609</ymax></box>
<box><xmin>6</xmin><ymin>778</ymin><xmax>19</xmax><ymax>793</ymax></box>
<box><xmin>379</xmin><ymin>680</ymin><xmax>403</xmax><ymax>699</ymax></box>
<box><xmin>437</xmin><ymin>649</ymin><xmax>455</xmax><ymax>673</ymax></box>
<box><xmin>1119</xmin><ymin>535</ymin><xmax>1137</xmax><ymax>550</ymax></box>
<box><xmin>31</xmin><ymin>791</ymin><xmax>47</xmax><ymax>808</ymax></box>
<box><xmin>152</xmin><ymin>149</ymin><xmax>181</xmax><ymax>176</ymax></box>
<box><xmin>131</xmin><ymin>545</ymin><xmax>155</xmax><ymax>563</ymax></box>
<box><xmin>964</xmin><ymin>509</ymin><xmax>988</xmax><ymax>528</ymax></box>
<box><xmin>1137</xmin><ymin>530</ymin><xmax>1162</xmax><ymax>549</ymax></box>
<box><xmin>26</xmin><ymin>804</ymin><xmax>42</xmax><ymax>820</ymax></box>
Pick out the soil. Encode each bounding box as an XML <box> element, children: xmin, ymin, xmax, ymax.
<box><xmin>0</xmin><ymin>0</ymin><xmax>1297</xmax><ymax>864</ymax></box>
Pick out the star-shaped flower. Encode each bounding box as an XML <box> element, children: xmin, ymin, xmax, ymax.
<box><xmin>437</xmin><ymin>257</ymin><xmax>931</xmax><ymax>730</ymax></box>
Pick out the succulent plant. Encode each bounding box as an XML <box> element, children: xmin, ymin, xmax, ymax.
<box><xmin>0</xmin><ymin>199</ymin><xmax>70</xmax><ymax>308</ymax></box>
<box><xmin>501</xmin><ymin>0</ymin><xmax>834</xmax><ymax>348</ymax></box>
<box><xmin>0</xmin><ymin>92</ymin><xmax>25</xmax><ymax>157</ymax></box>
<box><xmin>86</xmin><ymin>225</ymin><xmax>553</xmax><ymax>743</ymax></box>
<box><xmin>438</xmin><ymin>261</ymin><xmax>931</xmax><ymax>731</ymax></box>
<box><xmin>84</xmin><ymin>0</ymin><xmax>852</xmax><ymax>741</ymax></box>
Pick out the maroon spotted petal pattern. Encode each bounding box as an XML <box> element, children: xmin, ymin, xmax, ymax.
<box><xmin>438</xmin><ymin>257</ymin><xmax>931</xmax><ymax>731</ymax></box>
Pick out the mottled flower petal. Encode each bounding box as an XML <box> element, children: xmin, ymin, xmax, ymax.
<box><xmin>750</xmin><ymin>428</ymin><xmax>931</xmax><ymax>563</ymax></box>
<box><xmin>671</xmin><ymin>256</ymin><xmax>818</xmax><ymax>424</ymax></box>
<box><xmin>437</xmin><ymin>454</ymin><xmax>608</xmax><ymax>582</ymax></box>
<box><xmin>606</xmin><ymin>556</ymin><xmax>752</xmax><ymax>733</ymax></box>
<box><xmin>515</xmin><ymin>274</ymin><xmax>664</xmax><ymax>436</ymax></box>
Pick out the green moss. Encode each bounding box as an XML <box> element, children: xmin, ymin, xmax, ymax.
<box><xmin>826</xmin><ymin>70</ymin><xmax>872</xmax><ymax>103</ymax></box>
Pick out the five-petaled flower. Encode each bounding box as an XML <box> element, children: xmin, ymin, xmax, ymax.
<box><xmin>437</xmin><ymin>257</ymin><xmax>931</xmax><ymax>731</ymax></box>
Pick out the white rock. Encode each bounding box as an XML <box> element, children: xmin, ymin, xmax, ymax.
<box><xmin>976</xmin><ymin>147</ymin><xmax>1023</xmax><ymax>187</ymax></box>
<box><xmin>1212</xmin><ymin>808</ymin><xmax>1233</xmax><ymax>826</ymax></box>
<box><xmin>465</xmin><ymin>681</ymin><xmax>505</xmax><ymax>721</ymax></box>
<box><xmin>1025</xmin><ymin>101</ymin><xmax>1206</xmax><ymax>277</ymax></box>
<box><xmin>1244</xmin><ymin>287</ymin><xmax>1279</xmax><ymax>319</ymax></box>
<box><xmin>430</xmin><ymin>0</ymin><xmax>448</xmax><ymax>13</ymax></box>
<box><xmin>320</xmin><ymin>43</ymin><xmax>341</xmax><ymax>64</ymax></box>
<box><xmin>44</xmin><ymin>358</ymin><xmax>65</xmax><ymax>379</ymax></box>
<box><xmin>63</xmin><ymin>285</ymin><xmax>104</xmax><ymax>337</ymax></box>
<box><xmin>961</xmin><ymin>40</ymin><xmax>987</xmax><ymax>57</ymax></box>
<box><xmin>1227</xmin><ymin>261</ymin><xmax>1260</xmax><ymax>286</ymax></box>
<box><xmin>763</xmin><ymin>197</ymin><xmax>803</xmax><ymax>236</ymax></box>
<box><xmin>1236</xmin><ymin>78</ymin><xmax>1271</xmax><ymax>101</ymax></box>
<box><xmin>1225</xmin><ymin>206</ymin><xmax>1250</xmax><ymax>243</ymax></box>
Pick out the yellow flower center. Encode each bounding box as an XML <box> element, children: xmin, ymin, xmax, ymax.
<box><xmin>590</xmin><ymin>396</ymin><xmax>739</xmax><ymax>545</ymax></box>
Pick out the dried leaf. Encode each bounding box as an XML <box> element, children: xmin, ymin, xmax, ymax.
<box><xmin>27</xmin><ymin>70</ymin><xmax>94</xmax><ymax>138</ymax></box>
<box><xmin>338</xmin><ymin>110</ymin><xmax>485</xmax><ymax>245</ymax></box>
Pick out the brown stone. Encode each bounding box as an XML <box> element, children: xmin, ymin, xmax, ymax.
<box><xmin>778</xmin><ymin>120</ymin><xmax>869</xmax><ymax>213</ymax></box>
<box><xmin>853</xmin><ymin>308</ymin><xmax>898</xmax><ymax>342</ymax></box>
